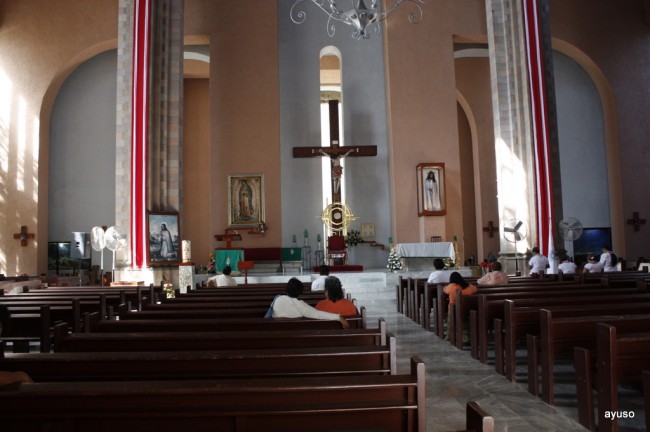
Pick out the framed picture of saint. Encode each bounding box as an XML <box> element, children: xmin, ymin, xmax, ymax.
<box><xmin>416</xmin><ymin>163</ymin><xmax>446</xmax><ymax>216</ymax></box>
<box><xmin>147</xmin><ymin>212</ymin><xmax>180</xmax><ymax>265</ymax></box>
<box><xmin>228</xmin><ymin>174</ymin><xmax>265</xmax><ymax>227</ymax></box>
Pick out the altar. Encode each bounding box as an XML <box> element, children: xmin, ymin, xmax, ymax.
<box><xmin>396</xmin><ymin>242</ymin><xmax>455</xmax><ymax>271</ymax></box>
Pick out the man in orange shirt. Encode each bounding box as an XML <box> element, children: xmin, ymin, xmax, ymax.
<box><xmin>316</xmin><ymin>276</ymin><xmax>358</xmax><ymax>317</ymax></box>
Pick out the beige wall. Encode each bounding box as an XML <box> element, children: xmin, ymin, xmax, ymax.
<box><xmin>384</xmin><ymin>0</ymin><xmax>487</xmax><ymax>244</ymax></box>
<box><xmin>183</xmin><ymin>78</ymin><xmax>211</xmax><ymax>265</ymax></box>
<box><xmin>184</xmin><ymin>1</ymin><xmax>283</xmax><ymax>251</ymax></box>
<box><xmin>0</xmin><ymin>0</ymin><xmax>118</xmax><ymax>275</ymax></box>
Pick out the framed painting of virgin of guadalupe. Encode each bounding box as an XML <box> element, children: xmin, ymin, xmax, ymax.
<box><xmin>228</xmin><ymin>174</ymin><xmax>265</xmax><ymax>227</ymax></box>
<box><xmin>417</xmin><ymin>163</ymin><xmax>446</xmax><ymax>216</ymax></box>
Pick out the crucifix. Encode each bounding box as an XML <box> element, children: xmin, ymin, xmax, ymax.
<box><xmin>14</xmin><ymin>226</ymin><xmax>35</xmax><ymax>246</ymax></box>
<box><xmin>293</xmin><ymin>100</ymin><xmax>377</xmax><ymax>204</ymax></box>
<box><xmin>627</xmin><ymin>211</ymin><xmax>647</xmax><ymax>232</ymax></box>
<box><xmin>482</xmin><ymin>221</ymin><xmax>499</xmax><ymax>238</ymax></box>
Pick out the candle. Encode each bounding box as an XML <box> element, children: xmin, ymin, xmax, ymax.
<box><xmin>292</xmin><ymin>234</ymin><xmax>297</xmax><ymax>243</ymax></box>
<box><xmin>317</xmin><ymin>234</ymin><xmax>321</xmax><ymax>243</ymax></box>
<box><xmin>304</xmin><ymin>229</ymin><xmax>309</xmax><ymax>238</ymax></box>
<box><xmin>181</xmin><ymin>240</ymin><xmax>191</xmax><ymax>263</ymax></box>
<box><xmin>389</xmin><ymin>237</ymin><xmax>393</xmax><ymax>244</ymax></box>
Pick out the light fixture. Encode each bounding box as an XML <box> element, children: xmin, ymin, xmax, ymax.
<box><xmin>290</xmin><ymin>0</ymin><xmax>429</xmax><ymax>40</ymax></box>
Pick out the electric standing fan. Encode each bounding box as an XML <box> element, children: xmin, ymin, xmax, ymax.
<box><xmin>104</xmin><ymin>226</ymin><xmax>128</xmax><ymax>272</ymax></box>
<box><xmin>558</xmin><ymin>217</ymin><xmax>583</xmax><ymax>259</ymax></box>
<box><xmin>90</xmin><ymin>226</ymin><xmax>106</xmax><ymax>285</ymax></box>
<box><xmin>503</xmin><ymin>219</ymin><xmax>528</xmax><ymax>274</ymax></box>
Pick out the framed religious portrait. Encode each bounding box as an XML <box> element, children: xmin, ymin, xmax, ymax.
<box><xmin>147</xmin><ymin>212</ymin><xmax>180</xmax><ymax>266</ymax></box>
<box><xmin>228</xmin><ymin>174</ymin><xmax>265</xmax><ymax>227</ymax></box>
<box><xmin>417</xmin><ymin>163</ymin><xmax>446</xmax><ymax>216</ymax></box>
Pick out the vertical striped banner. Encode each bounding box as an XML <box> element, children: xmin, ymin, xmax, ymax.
<box><xmin>522</xmin><ymin>0</ymin><xmax>554</xmax><ymax>256</ymax></box>
<box><xmin>130</xmin><ymin>0</ymin><xmax>151</xmax><ymax>268</ymax></box>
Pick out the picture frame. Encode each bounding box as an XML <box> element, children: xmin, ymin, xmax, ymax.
<box><xmin>417</xmin><ymin>163</ymin><xmax>446</xmax><ymax>216</ymax></box>
<box><xmin>147</xmin><ymin>212</ymin><xmax>180</xmax><ymax>266</ymax></box>
<box><xmin>228</xmin><ymin>174</ymin><xmax>265</xmax><ymax>227</ymax></box>
<box><xmin>361</xmin><ymin>223</ymin><xmax>375</xmax><ymax>239</ymax></box>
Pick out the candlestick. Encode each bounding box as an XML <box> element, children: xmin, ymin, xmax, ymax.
<box><xmin>317</xmin><ymin>233</ymin><xmax>321</xmax><ymax>243</ymax></box>
<box><xmin>292</xmin><ymin>234</ymin><xmax>297</xmax><ymax>243</ymax></box>
<box><xmin>304</xmin><ymin>229</ymin><xmax>309</xmax><ymax>238</ymax></box>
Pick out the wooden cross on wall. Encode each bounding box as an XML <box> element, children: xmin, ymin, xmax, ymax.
<box><xmin>627</xmin><ymin>211</ymin><xmax>647</xmax><ymax>232</ymax></box>
<box><xmin>214</xmin><ymin>228</ymin><xmax>243</xmax><ymax>249</ymax></box>
<box><xmin>482</xmin><ymin>221</ymin><xmax>499</xmax><ymax>238</ymax></box>
<box><xmin>293</xmin><ymin>100</ymin><xmax>377</xmax><ymax>204</ymax></box>
<box><xmin>14</xmin><ymin>226</ymin><xmax>35</xmax><ymax>246</ymax></box>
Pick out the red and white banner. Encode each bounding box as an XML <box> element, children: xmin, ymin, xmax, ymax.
<box><xmin>130</xmin><ymin>0</ymin><xmax>152</xmax><ymax>268</ymax></box>
<box><xmin>523</xmin><ymin>0</ymin><xmax>554</xmax><ymax>256</ymax></box>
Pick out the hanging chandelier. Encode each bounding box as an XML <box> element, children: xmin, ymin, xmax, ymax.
<box><xmin>290</xmin><ymin>0</ymin><xmax>429</xmax><ymax>40</ymax></box>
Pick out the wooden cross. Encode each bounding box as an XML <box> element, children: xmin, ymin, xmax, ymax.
<box><xmin>293</xmin><ymin>100</ymin><xmax>377</xmax><ymax>204</ymax></box>
<box><xmin>627</xmin><ymin>211</ymin><xmax>647</xmax><ymax>232</ymax></box>
<box><xmin>482</xmin><ymin>221</ymin><xmax>499</xmax><ymax>238</ymax></box>
<box><xmin>14</xmin><ymin>226</ymin><xmax>35</xmax><ymax>246</ymax></box>
<box><xmin>214</xmin><ymin>228</ymin><xmax>242</xmax><ymax>249</ymax></box>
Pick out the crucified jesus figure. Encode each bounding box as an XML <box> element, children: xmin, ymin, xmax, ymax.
<box><xmin>317</xmin><ymin>147</ymin><xmax>356</xmax><ymax>193</ymax></box>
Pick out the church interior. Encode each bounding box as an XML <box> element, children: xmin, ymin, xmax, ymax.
<box><xmin>1</xmin><ymin>0</ymin><xmax>650</xmax><ymax>430</ymax></box>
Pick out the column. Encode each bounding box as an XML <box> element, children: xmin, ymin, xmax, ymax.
<box><xmin>486</xmin><ymin>0</ymin><xmax>537</xmax><ymax>272</ymax></box>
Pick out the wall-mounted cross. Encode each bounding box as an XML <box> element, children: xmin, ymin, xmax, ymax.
<box><xmin>482</xmin><ymin>221</ymin><xmax>499</xmax><ymax>238</ymax></box>
<box><xmin>14</xmin><ymin>226</ymin><xmax>35</xmax><ymax>246</ymax></box>
<box><xmin>627</xmin><ymin>211</ymin><xmax>647</xmax><ymax>232</ymax></box>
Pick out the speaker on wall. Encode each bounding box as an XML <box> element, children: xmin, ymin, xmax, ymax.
<box><xmin>70</xmin><ymin>232</ymin><xmax>90</xmax><ymax>259</ymax></box>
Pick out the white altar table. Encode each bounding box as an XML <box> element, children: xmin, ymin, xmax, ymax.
<box><xmin>396</xmin><ymin>242</ymin><xmax>455</xmax><ymax>272</ymax></box>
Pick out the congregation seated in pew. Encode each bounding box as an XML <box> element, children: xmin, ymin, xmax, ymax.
<box><xmin>271</xmin><ymin>278</ymin><xmax>349</xmax><ymax>328</ymax></box>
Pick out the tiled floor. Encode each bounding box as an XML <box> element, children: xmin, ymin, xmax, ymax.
<box><xmin>360</xmin><ymin>274</ymin><xmax>646</xmax><ymax>432</ymax></box>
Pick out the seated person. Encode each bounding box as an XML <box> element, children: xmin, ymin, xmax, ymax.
<box><xmin>583</xmin><ymin>255</ymin><xmax>604</xmax><ymax>273</ymax></box>
<box><xmin>476</xmin><ymin>262</ymin><xmax>509</xmax><ymax>285</ymax></box>
<box><xmin>557</xmin><ymin>256</ymin><xmax>578</xmax><ymax>274</ymax></box>
<box><xmin>442</xmin><ymin>272</ymin><xmax>478</xmax><ymax>341</ymax></box>
<box><xmin>316</xmin><ymin>276</ymin><xmax>358</xmax><ymax>317</ymax></box>
<box><xmin>272</xmin><ymin>278</ymin><xmax>349</xmax><ymax>328</ymax></box>
<box><xmin>427</xmin><ymin>258</ymin><xmax>452</xmax><ymax>284</ymax></box>
<box><xmin>311</xmin><ymin>265</ymin><xmax>330</xmax><ymax>291</ymax></box>
<box><xmin>208</xmin><ymin>266</ymin><xmax>237</xmax><ymax>287</ymax></box>
<box><xmin>443</xmin><ymin>272</ymin><xmax>478</xmax><ymax>306</ymax></box>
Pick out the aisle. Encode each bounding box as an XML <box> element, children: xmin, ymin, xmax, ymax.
<box><xmin>362</xmin><ymin>275</ymin><xmax>589</xmax><ymax>432</ymax></box>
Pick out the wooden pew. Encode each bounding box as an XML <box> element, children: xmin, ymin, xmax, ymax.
<box><xmin>0</xmin><ymin>340</ymin><xmax>397</xmax><ymax>381</ymax></box>
<box><xmin>470</xmin><ymin>285</ymin><xmax>646</xmax><ymax>360</ymax></box>
<box><xmin>500</xmin><ymin>294</ymin><xmax>650</xmax><ymax>381</ymax></box>
<box><xmin>536</xmin><ymin>309</ymin><xmax>650</xmax><ymax>404</ymax></box>
<box><xmin>470</xmin><ymin>283</ymin><xmax>644</xmax><ymax>359</ymax></box>
<box><xmin>643</xmin><ymin>370</ymin><xmax>650</xmax><ymax>431</ymax></box>
<box><xmin>54</xmin><ymin>319</ymin><xmax>388</xmax><ymax>353</ymax></box>
<box><xmin>87</xmin><ymin>310</ymin><xmax>367</xmax><ymax>333</ymax></box>
<box><xmin>0</xmin><ymin>305</ymin><xmax>51</xmax><ymax>353</ymax></box>
<box><xmin>573</xmin><ymin>324</ymin><xmax>650</xmax><ymax>432</ymax></box>
<box><xmin>0</xmin><ymin>356</ymin><xmax>425</xmax><ymax>432</ymax></box>
<box><xmin>454</xmin><ymin>400</ymin><xmax>494</xmax><ymax>432</ymax></box>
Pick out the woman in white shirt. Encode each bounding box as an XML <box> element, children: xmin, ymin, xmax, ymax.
<box><xmin>599</xmin><ymin>245</ymin><xmax>619</xmax><ymax>272</ymax></box>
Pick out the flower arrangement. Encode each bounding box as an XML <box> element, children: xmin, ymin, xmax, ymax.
<box><xmin>345</xmin><ymin>229</ymin><xmax>363</xmax><ymax>247</ymax></box>
<box><xmin>207</xmin><ymin>252</ymin><xmax>216</xmax><ymax>274</ymax></box>
<box><xmin>387</xmin><ymin>247</ymin><xmax>403</xmax><ymax>272</ymax></box>
<box><xmin>162</xmin><ymin>276</ymin><xmax>175</xmax><ymax>299</ymax></box>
